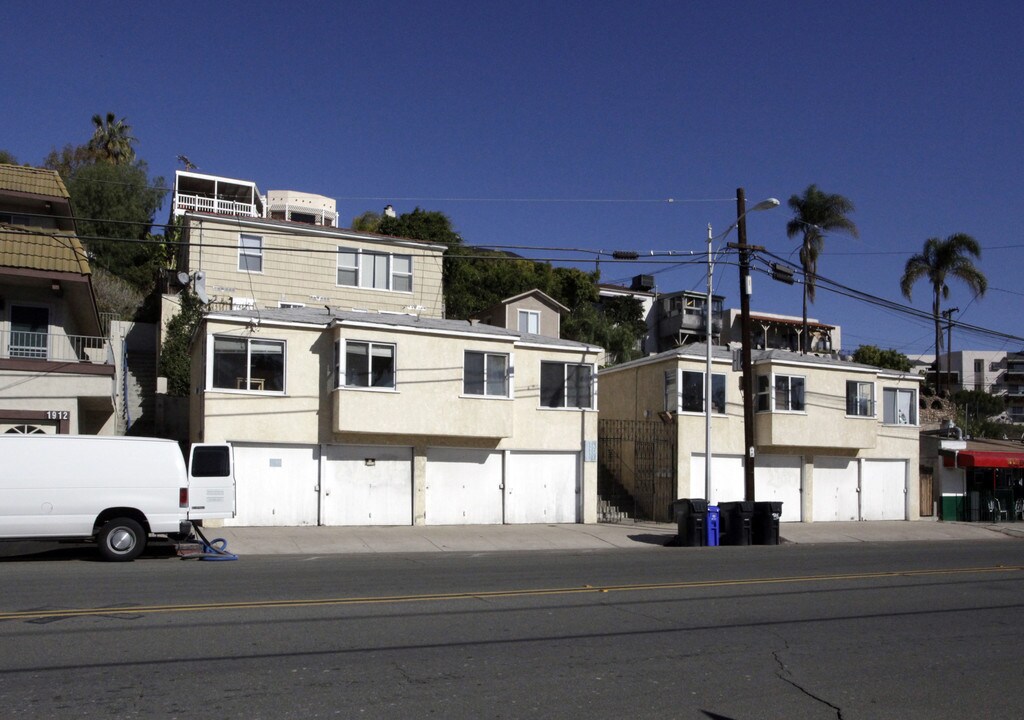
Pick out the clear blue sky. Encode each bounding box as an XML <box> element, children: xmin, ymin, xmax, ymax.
<box><xmin>4</xmin><ymin>1</ymin><xmax>1022</xmax><ymax>356</ymax></box>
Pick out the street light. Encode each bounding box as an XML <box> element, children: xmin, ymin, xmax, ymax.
<box><xmin>712</xmin><ymin>188</ymin><xmax>779</xmax><ymax>504</ymax></box>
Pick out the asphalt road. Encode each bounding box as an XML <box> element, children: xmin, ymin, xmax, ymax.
<box><xmin>1</xmin><ymin>541</ymin><xmax>1023</xmax><ymax>719</ymax></box>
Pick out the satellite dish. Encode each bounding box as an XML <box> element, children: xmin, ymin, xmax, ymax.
<box><xmin>176</xmin><ymin>271</ymin><xmax>190</xmax><ymax>286</ymax></box>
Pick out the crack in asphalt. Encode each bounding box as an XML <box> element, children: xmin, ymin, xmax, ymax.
<box><xmin>771</xmin><ymin>638</ymin><xmax>844</xmax><ymax>720</ymax></box>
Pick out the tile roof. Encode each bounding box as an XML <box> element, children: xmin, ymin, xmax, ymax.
<box><xmin>0</xmin><ymin>165</ymin><xmax>70</xmax><ymax>200</ymax></box>
<box><xmin>0</xmin><ymin>227</ymin><xmax>91</xmax><ymax>275</ymax></box>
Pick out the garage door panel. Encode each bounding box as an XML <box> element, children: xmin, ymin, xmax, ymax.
<box><xmin>228</xmin><ymin>444</ymin><xmax>319</xmax><ymax>527</ymax></box>
<box><xmin>755</xmin><ymin>455</ymin><xmax>802</xmax><ymax>522</ymax></box>
<box><xmin>426</xmin><ymin>448</ymin><xmax>503</xmax><ymax>525</ymax></box>
<box><xmin>691</xmin><ymin>454</ymin><xmax>744</xmax><ymax>504</ymax></box>
<box><xmin>506</xmin><ymin>452</ymin><xmax>578</xmax><ymax>524</ymax></box>
<box><xmin>813</xmin><ymin>457</ymin><xmax>859</xmax><ymax>522</ymax></box>
<box><xmin>862</xmin><ymin>460</ymin><xmax>906</xmax><ymax>520</ymax></box>
<box><xmin>322</xmin><ymin>445</ymin><xmax>412</xmax><ymax>526</ymax></box>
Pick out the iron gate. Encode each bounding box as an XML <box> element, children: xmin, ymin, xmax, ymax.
<box><xmin>598</xmin><ymin>419</ymin><xmax>677</xmax><ymax>522</ymax></box>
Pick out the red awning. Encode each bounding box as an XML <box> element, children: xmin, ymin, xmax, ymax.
<box><xmin>943</xmin><ymin>450</ymin><xmax>1024</xmax><ymax>469</ymax></box>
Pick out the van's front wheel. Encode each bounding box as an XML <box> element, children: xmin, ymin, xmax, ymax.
<box><xmin>97</xmin><ymin>518</ymin><xmax>146</xmax><ymax>562</ymax></box>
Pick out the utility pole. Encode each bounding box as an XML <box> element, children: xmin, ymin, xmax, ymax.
<box><xmin>736</xmin><ymin>188</ymin><xmax>757</xmax><ymax>502</ymax></box>
<box><xmin>942</xmin><ymin>307</ymin><xmax>958</xmax><ymax>394</ymax></box>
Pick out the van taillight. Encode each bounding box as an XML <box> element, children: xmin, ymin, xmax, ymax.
<box><xmin>179</xmin><ymin>488</ymin><xmax>189</xmax><ymax>508</ymax></box>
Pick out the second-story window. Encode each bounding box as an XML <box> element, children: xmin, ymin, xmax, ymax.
<box><xmin>682</xmin><ymin>371</ymin><xmax>726</xmax><ymax>413</ymax></box>
<box><xmin>757</xmin><ymin>373</ymin><xmax>804</xmax><ymax>412</ymax></box>
<box><xmin>238</xmin><ymin>234</ymin><xmax>263</xmax><ymax>272</ymax></box>
<box><xmin>336</xmin><ymin>248</ymin><xmax>413</xmax><ymax>292</ymax></box>
<box><xmin>540</xmin><ymin>361</ymin><xmax>594</xmax><ymax>409</ymax></box>
<box><xmin>211</xmin><ymin>336</ymin><xmax>284</xmax><ymax>392</ymax></box>
<box><xmin>774</xmin><ymin>374</ymin><xmax>805</xmax><ymax>412</ymax></box>
<box><xmin>464</xmin><ymin>351</ymin><xmax>510</xmax><ymax>397</ymax></box>
<box><xmin>846</xmin><ymin>380</ymin><xmax>874</xmax><ymax>417</ymax></box>
<box><xmin>340</xmin><ymin>340</ymin><xmax>396</xmax><ymax>389</ymax></box>
<box><xmin>882</xmin><ymin>387</ymin><xmax>917</xmax><ymax>425</ymax></box>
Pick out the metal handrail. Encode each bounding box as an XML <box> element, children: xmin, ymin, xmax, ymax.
<box><xmin>0</xmin><ymin>330</ymin><xmax>111</xmax><ymax>364</ymax></box>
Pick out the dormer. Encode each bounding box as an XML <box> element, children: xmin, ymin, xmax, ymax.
<box><xmin>472</xmin><ymin>289</ymin><xmax>569</xmax><ymax>339</ymax></box>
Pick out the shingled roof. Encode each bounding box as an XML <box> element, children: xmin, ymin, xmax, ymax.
<box><xmin>0</xmin><ymin>227</ymin><xmax>91</xmax><ymax>275</ymax></box>
<box><xmin>0</xmin><ymin>164</ymin><xmax>70</xmax><ymax>200</ymax></box>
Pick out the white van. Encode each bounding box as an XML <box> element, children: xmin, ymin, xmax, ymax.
<box><xmin>0</xmin><ymin>435</ymin><xmax>235</xmax><ymax>561</ymax></box>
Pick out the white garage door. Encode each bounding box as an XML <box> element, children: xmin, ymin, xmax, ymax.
<box><xmin>862</xmin><ymin>460</ymin><xmax>906</xmax><ymax>520</ymax></box>
<box><xmin>321</xmin><ymin>445</ymin><xmax>413</xmax><ymax>526</ymax></box>
<box><xmin>505</xmin><ymin>452</ymin><xmax>578</xmax><ymax>524</ymax></box>
<box><xmin>690</xmin><ymin>454</ymin><xmax>744</xmax><ymax>504</ymax></box>
<box><xmin>813</xmin><ymin>457</ymin><xmax>859</xmax><ymax>522</ymax></box>
<box><xmin>425</xmin><ymin>448</ymin><xmax>503</xmax><ymax>525</ymax></box>
<box><xmin>755</xmin><ymin>455</ymin><xmax>802</xmax><ymax>522</ymax></box>
<box><xmin>228</xmin><ymin>444</ymin><xmax>319</xmax><ymax>526</ymax></box>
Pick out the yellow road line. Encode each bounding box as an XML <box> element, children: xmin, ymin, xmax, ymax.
<box><xmin>2</xmin><ymin>565</ymin><xmax>1020</xmax><ymax>623</ymax></box>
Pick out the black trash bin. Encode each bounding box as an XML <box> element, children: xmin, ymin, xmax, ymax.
<box><xmin>673</xmin><ymin>499</ymin><xmax>708</xmax><ymax>547</ymax></box>
<box><xmin>718</xmin><ymin>501</ymin><xmax>754</xmax><ymax>546</ymax></box>
<box><xmin>753</xmin><ymin>501</ymin><xmax>783</xmax><ymax>545</ymax></box>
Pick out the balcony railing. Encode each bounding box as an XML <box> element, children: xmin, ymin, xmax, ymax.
<box><xmin>174</xmin><ymin>193</ymin><xmax>263</xmax><ymax>218</ymax></box>
<box><xmin>1</xmin><ymin>330</ymin><xmax>113</xmax><ymax>364</ymax></box>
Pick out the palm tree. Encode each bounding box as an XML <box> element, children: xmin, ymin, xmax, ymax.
<box><xmin>786</xmin><ymin>185</ymin><xmax>859</xmax><ymax>352</ymax></box>
<box><xmin>900</xmin><ymin>234</ymin><xmax>987</xmax><ymax>394</ymax></box>
<box><xmin>88</xmin><ymin>112</ymin><xmax>136</xmax><ymax>165</ymax></box>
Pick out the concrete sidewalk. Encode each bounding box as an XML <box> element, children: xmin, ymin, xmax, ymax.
<box><xmin>203</xmin><ymin>520</ymin><xmax>1024</xmax><ymax>556</ymax></box>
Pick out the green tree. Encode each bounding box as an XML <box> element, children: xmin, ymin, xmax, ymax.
<box><xmin>42</xmin><ymin>143</ymin><xmax>96</xmax><ymax>178</ymax></box>
<box><xmin>159</xmin><ymin>289</ymin><xmax>204</xmax><ymax>397</ymax></box>
<box><xmin>786</xmin><ymin>184</ymin><xmax>858</xmax><ymax>351</ymax></box>
<box><xmin>66</xmin><ymin>161</ymin><xmax>167</xmax><ymax>291</ymax></box>
<box><xmin>351</xmin><ymin>210</ymin><xmax>382</xmax><ymax>233</ymax></box>
<box><xmin>88</xmin><ymin>112</ymin><xmax>137</xmax><ymax>165</ymax></box>
<box><xmin>900</xmin><ymin>234</ymin><xmax>987</xmax><ymax>393</ymax></box>
<box><xmin>852</xmin><ymin>345</ymin><xmax>912</xmax><ymax>372</ymax></box>
<box><xmin>0</xmin><ymin>150</ymin><xmax>18</xmax><ymax>165</ymax></box>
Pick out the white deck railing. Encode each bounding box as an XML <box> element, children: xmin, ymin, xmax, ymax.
<box><xmin>0</xmin><ymin>330</ymin><xmax>113</xmax><ymax>364</ymax></box>
<box><xmin>174</xmin><ymin>193</ymin><xmax>263</xmax><ymax>218</ymax></box>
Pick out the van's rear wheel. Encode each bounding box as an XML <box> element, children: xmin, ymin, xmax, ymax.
<box><xmin>97</xmin><ymin>518</ymin><xmax>146</xmax><ymax>562</ymax></box>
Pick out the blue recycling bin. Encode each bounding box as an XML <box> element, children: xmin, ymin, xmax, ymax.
<box><xmin>707</xmin><ymin>505</ymin><xmax>720</xmax><ymax>546</ymax></box>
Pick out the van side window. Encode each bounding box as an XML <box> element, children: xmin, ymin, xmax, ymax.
<box><xmin>191</xmin><ymin>446</ymin><xmax>230</xmax><ymax>477</ymax></box>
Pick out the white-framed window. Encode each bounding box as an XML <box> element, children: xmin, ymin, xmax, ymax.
<box><xmin>278</xmin><ymin>301</ymin><xmax>305</xmax><ymax>309</ymax></box>
<box><xmin>392</xmin><ymin>255</ymin><xmax>412</xmax><ymax>292</ymax></box>
<box><xmin>667</xmin><ymin>370</ymin><xmax>726</xmax><ymax>414</ymax></box>
<box><xmin>210</xmin><ymin>335</ymin><xmax>284</xmax><ymax>392</ymax></box>
<box><xmin>846</xmin><ymin>380</ymin><xmax>874</xmax><ymax>417</ymax></box>
<box><xmin>464</xmin><ymin>351</ymin><xmax>511</xmax><ymax>397</ymax></box>
<box><xmin>518</xmin><ymin>309</ymin><xmax>540</xmax><ymax>334</ymax></box>
<box><xmin>336</xmin><ymin>248</ymin><xmax>413</xmax><ymax>292</ymax></box>
<box><xmin>883</xmin><ymin>387</ymin><xmax>917</xmax><ymax>425</ymax></box>
<box><xmin>336</xmin><ymin>340</ymin><xmax>396</xmax><ymax>389</ymax></box>
<box><xmin>540</xmin><ymin>361</ymin><xmax>594</xmax><ymax>409</ymax></box>
<box><xmin>238</xmin><ymin>234</ymin><xmax>263</xmax><ymax>272</ymax></box>
<box><xmin>756</xmin><ymin>373</ymin><xmax>805</xmax><ymax>412</ymax></box>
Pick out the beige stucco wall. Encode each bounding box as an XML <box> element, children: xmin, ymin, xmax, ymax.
<box><xmin>192</xmin><ymin>318</ymin><xmax>602</xmax><ymax>523</ymax></box>
<box><xmin>182</xmin><ymin>217</ymin><xmax>445</xmax><ymax>318</ymax></box>
<box><xmin>599</xmin><ymin>351</ymin><xmax>922</xmax><ymax>520</ymax></box>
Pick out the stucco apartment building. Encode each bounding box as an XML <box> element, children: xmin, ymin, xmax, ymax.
<box><xmin>191</xmin><ymin>306</ymin><xmax>602</xmax><ymax>526</ymax></box>
<box><xmin>166</xmin><ymin>170</ymin><xmax>604</xmax><ymax>527</ymax></box>
<box><xmin>599</xmin><ymin>344</ymin><xmax>922</xmax><ymax>523</ymax></box>
<box><xmin>0</xmin><ymin>165</ymin><xmax>116</xmax><ymax>435</ymax></box>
